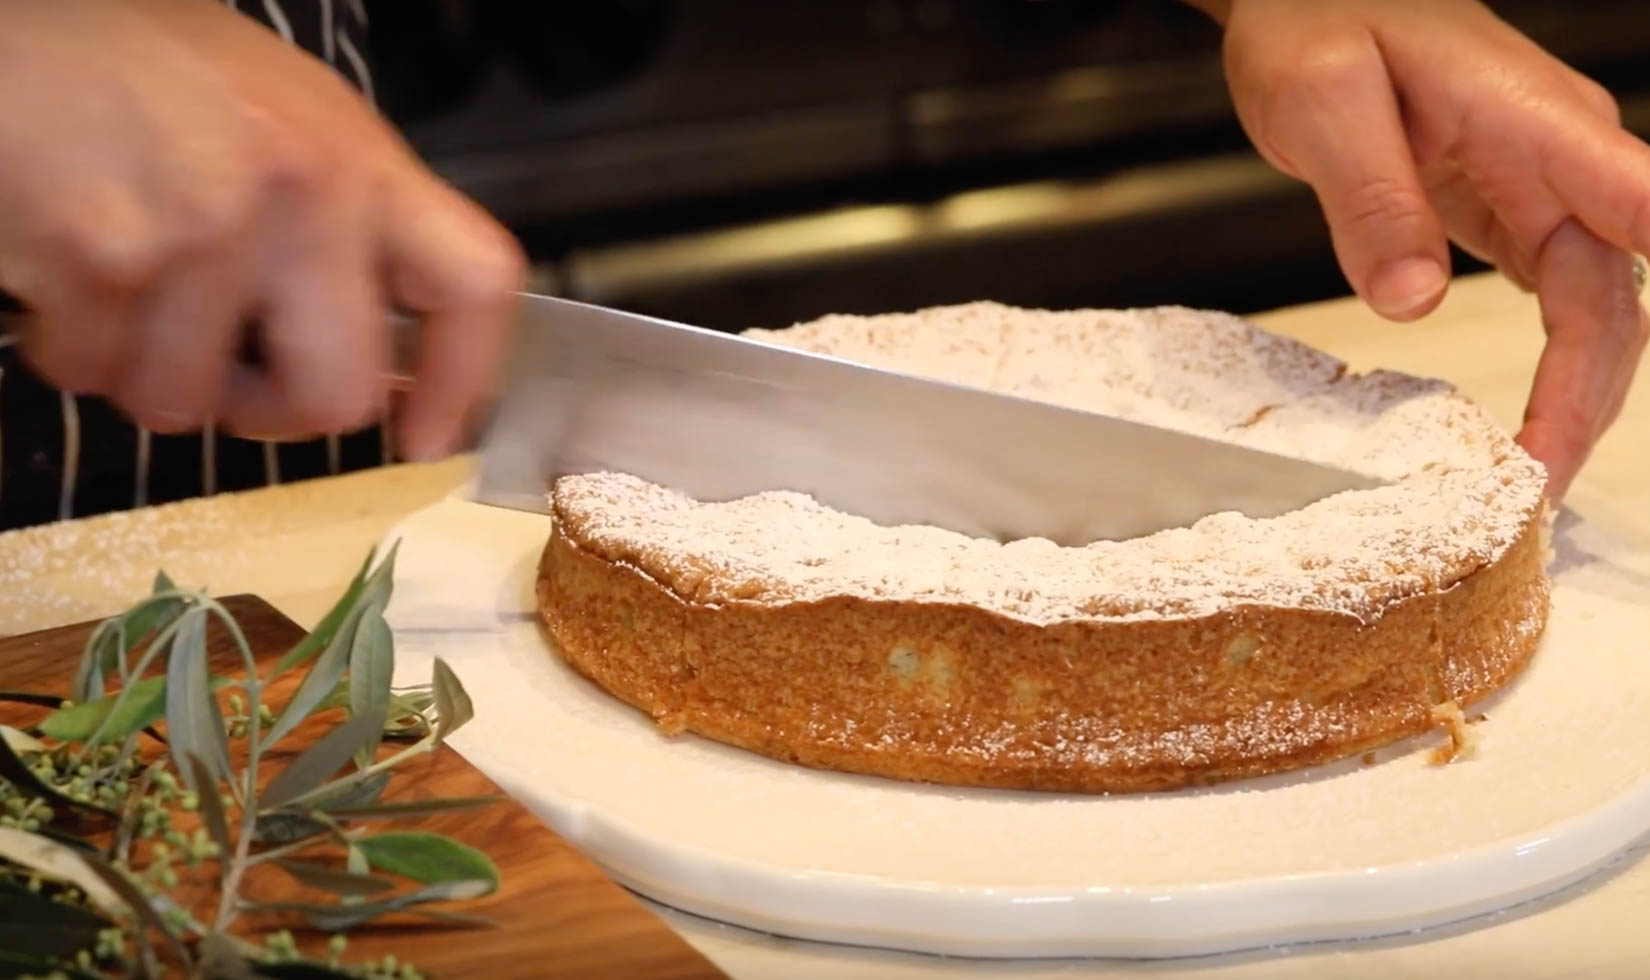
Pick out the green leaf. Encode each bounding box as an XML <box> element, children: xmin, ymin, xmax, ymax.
<box><xmin>263</xmin><ymin>611</ymin><xmax>365</xmax><ymax>751</ymax></box>
<box><xmin>0</xmin><ymin>724</ymin><xmax>117</xmax><ymax>819</ymax></box>
<box><xmin>243</xmin><ymin>878</ymin><xmax>497</xmax><ymax>933</ymax></box>
<box><xmin>347</xmin><ymin>614</ymin><xmax>394</xmax><ymax>767</ymax></box>
<box><xmin>0</xmin><ymin>949</ymin><xmax>105</xmax><ymax>980</ymax></box>
<box><xmin>431</xmin><ymin>659</ymin><xmax>474</xmax><ymax>744</ymax></box>
<box><xmin>273</xmin><ymin>547</ymin><xmax>376</xmax><ymax>677</ymax></box>
<box><xmin>252</xmin><ymin>811</ymin><xmax>331</xmax><ymax>846</ymax></box>
<box><xmin>77</xmin><ymin>851</ymin><xmax>192</xmax><ymax>972</ymax></box>
<box><xmin>69</xmin><ymin>625</ymin><xmax>119</xmax><ymax>710</ymax></box>
<box><xmin>164</xmin><ymin>609</ymin><xmax>231</xmax><ymax>792</ymax></box>
<box><xmin>252</xmin><ymin>770</ymin><xmax>389</xmax><ymax>843</ymax></box>
<box><xmin>322</xmin><ymin>795</ymin><xmax>503</xmax><ymax>820</ymax></box>
<box><xmin>72</xmin><ymin>574</ymin><xmax>187</xmax><ymax>705</ymax></box>
<box><xmin>260</xmin><ymin>711</ymin><xmax>386</xmax><ymax>811</ymax></box>
<box><xmin>354</xmin><ymin>832</ymin><xmax>499</xmax><ymax>893</ymax></box>
<box><xmin>0</xmin><ymin>827</ymin><xmax>127</xmax><ymax>918</ymax></box>
<box><xmin>274</xmin><ymin>859</ymin><xmax>395</xmax><ymax>896</ymax></box>
<box><xmin>186</xmin><ymin>753</ymin><xmax>232</xmax><ymax>876</ymax></box>
<box><xmin>0</xmin><ymin>878</ymin><xmax>113</xmax><ymax>959</ymax></box>
<box><xmin>0</xmin><ymin>725</ymin><xmax>47</xmax><ymax>756</ymax></box>
<box><xmin>40</xmin><ymin>676</ymin><xmax>165</xmax><ymax>743</ymax></box>
<box><xmin>274</xmin><ymin>543</ymin><xmax>398</xmax><ymax>679</ymax></box>
<box><xmin>252</xmin><ymin>960</ymin><xmax>372</xmax><ymax>979</ymax></box>
<box><xmin>31</xmin><ymin>827</ymin><xmax>98</xmax><ymax>855</ymax></box>
<box><xmin>0</xmin><ymin>691</ymin><xmax>69</xmax><ymax>711</ymax></box>
<box><xmin>196</xmin><ymin>933</ymin><xmax>262</xmax><ymax>980</ymax></box>
<box><xmin>306</xmin><ymin>771</ymin><xmax>390</xmax><ymax>813</ymax></box>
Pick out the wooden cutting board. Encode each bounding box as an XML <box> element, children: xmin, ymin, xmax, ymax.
<box><xmin>0</xmin><ymin>594</ymin><xmax>727</xmax><ymax>980</ymax></box>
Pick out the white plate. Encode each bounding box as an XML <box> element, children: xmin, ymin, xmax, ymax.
<box><xmin>380</xmin><ymin>494</ymin><xmax>1650</xmax><ymax>959</ymax></box>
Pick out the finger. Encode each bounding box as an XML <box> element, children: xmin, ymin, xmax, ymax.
<box><xmin>10</xmin><ymin>282</ymin><xmax>135</xmax><ymax>396</ymax></box>
<box><xmin>106</xmin><ymin>250</ymin><xmax>250</xmax><ymax>433</ymax></box>
<box><xmin>1515</xmin><ymin>219</ymin><xmax>1649</xmax><ymax>500</ymax></box>
<box><xmin>377</xmin><ymin>172</ymin><xmax>524</xmax><ymax>462</ymax></box>
<box><xmin>1544</xmin><ymin>123</ymin><xmax>1650</xmax><ymax>263</ymax></box>
<box><xmin>1424</xmin><ymin>165</ymin><xmax>1538</xmax><ymax>291</ymax></box>
<box><xmin>1259</xmin><ymin>33</ymin><xmax>1452</xmax><ymax>321</ymax></box>
<box><xmin>1</xmin><ymin>209</ymin><xmax>148</xmax><ymax>396</ymax></box>
<box><xmin>218</xmin><ymin>187</ymin><xmax>383</xmax><ymax>441</ymax></box>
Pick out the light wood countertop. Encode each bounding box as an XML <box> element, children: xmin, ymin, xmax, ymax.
<box><xmin>4</xmin><ymin>271</ymin><xmax>1647</xmax><ymax>979</ymax></box>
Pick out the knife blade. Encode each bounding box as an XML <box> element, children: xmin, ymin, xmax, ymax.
<box><xmin>471</xmin><ymin>293</ymin><xmax>1383</xmax><ymax>545</ymax></box>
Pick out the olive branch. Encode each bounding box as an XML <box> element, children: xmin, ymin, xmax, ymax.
<box><xmin>0</xmin><ymin>543</ymin><xmax>499</xmax><ymax>979</ymax></box>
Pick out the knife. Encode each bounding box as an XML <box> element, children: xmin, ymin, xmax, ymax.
<box><xmin>0</xmin><ymin>297</ymin><xmax>1381</xmax><ymax>544</ymax></box>
<box><xmin>469</xmin><ymin>293</ymin><xmax>1382</xmax><ymax>545</ymax></box>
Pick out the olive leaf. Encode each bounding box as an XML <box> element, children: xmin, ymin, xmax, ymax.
<box><xmin>263</xmin><ymin>582</ymin><xmax>391</xmax><ymax>754</ymax></box>
<box><xmin>71</xmin><ymin>571</ymin><xmax>184</xmax><ymax>705</ymax></box>
<box><xmin>41</xmin><ymin>676</ymin><xmax>164</xmax><ymax>743</ymax></box>
<box><xmin>430</xmin><ymin>658</ymin><xmax>474</xmax><ymax>745</ymax></box>
<box><xmin>0</xmin><ymin>725</ymin><xmax>47</xmax><ymax>756</ymax></box>
<box><xmin>354</xmin><ymin>832</ymin><xmax>499</xmax><ymax>893</ymax></box>
<box><xmin>164</xmin><ymin>608</ymin><xmax>231</xmax><ymax>792</ymax></box>
<box><xmin>0</xmin><ymin>878</ymin><xmax>113</xmax><ymax>959</ymax></box>
<box><xmin>244</xmin><ymin>878</ymin><xmax>498</xmax><ymax>933</ymax></box>
<box><xmin>0</xmin><ymin>724</ymin><xmax>117</xmax><ymax>819</ymax></box>
<box><xmin>251</xmin><ymin>811</ymin><xmax>331</xmax><ymax>847</ymax></box>
<box><xmin>272</xmin><ymin>547</ymin><xmax>377</xmax><ymax>677</ymax></box>
<box><xmin>196</xmin><ymin>932</ymin><xmax>262</xmax><ymax>980</ymax></box>
<box><xmin>42</xmin><ymin>674</ymin><xmax>231</xmax><ymax>745</ymax></box>
<box><xmin>274</xmin><ymin>859</ymin><xmax>395</xmax><ymax>897</ymax></box>
<box><xmin>0</xmin><ymin>691</ymin><xmax>69</xmax><ymax>711</ymax></box>
<box><xmin>347</xmin><ymin>613</ymin><xmax>394</xmax><ymax>767</ymax></box>
<box><xmin>77</xmin><ymin>851</ymin><xmax>192</xmax><ymax>972</ymax></box>
<box><xmin>261</xmin><ymin>711</ymin><xmax>386</xmax><ymax>811</ymax></box>
<box><xmin>263</xmin><ymin>626</ymin><xmax>357</xmax><ymax>751</ymax></box>
<box><xmin>307</xmin><ymin>771</ymin><xmax>391</xmax><ymax>813</ymax></box>
<box><xmin>320</xmin><ymin>795</ymin><xmax>502</xmax><ymax>821</ymax></box>
<box><xmin>0</xmin><ymin>950</ymin><xmax>105</xmax><ymax>980</ymax></box>
<box><xmin>0</xmin><ymin>827</ymin><xmax>127</xmax><ymax>918</ymax></box>
<box><xmin>187</xmin><ymin>753</ymin><xmax>233</xmax><ymax>880</ymax></box>
<box><xmin>252</xmin><ymin>961</ymin><xmax>375</xmax><ymax>979</ymax></box>
<box><xmin>272</xmin><ymin>542</ymin><xmax>400</xmax><ymax>679</ymax></box>
<box><xmin>252</xmin><ymin>769</ymin><xmax>390</xmax><ymax>843</ymax></box>
<box><xmin>69</xmin><ymin>625</ymin><xmax>120</xmax><ymax>711</ymax></box>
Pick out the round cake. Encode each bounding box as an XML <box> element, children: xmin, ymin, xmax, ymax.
<box><xmin>536</xmin><ymin>302</ymin><xmax>1552</xmax><ymax>793</ymax></box>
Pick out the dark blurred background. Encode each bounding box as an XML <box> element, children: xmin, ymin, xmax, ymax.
<box><xmin>369</xmin><ymin>0</ymin><xmax>1650</xmax><ymax>330</ymax></box>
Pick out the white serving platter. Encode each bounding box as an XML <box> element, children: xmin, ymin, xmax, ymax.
<box><xmin>380</xmin><ymin>493</ymin><xmax>1650</xmax><ymax>959</ymax></box>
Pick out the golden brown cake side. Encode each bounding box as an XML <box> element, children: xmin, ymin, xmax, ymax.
<box><xmin>534</xmin><ymin>301</ymin><xmax>1552</xmax><ymax>793</ymax></box>
<box><xmin>537</xmin><ymin>500</ymin><xmax>1548</xmax><ymax>793</ymax></box>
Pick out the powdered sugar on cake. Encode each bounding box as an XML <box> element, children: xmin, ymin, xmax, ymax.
<box><xmin>552</xmin><ymin>302</ymin><xmax>1547</xmax><ymax>626</ymax></box>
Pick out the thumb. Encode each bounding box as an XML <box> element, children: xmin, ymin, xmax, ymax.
<box><xmin>1247</xmin><ymin>35</ymin><xmax>1452</xmax><ymax>321</ymax></box>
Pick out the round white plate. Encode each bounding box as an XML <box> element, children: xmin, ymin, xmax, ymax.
<box><xmin>380</xmin><ymin>494</ymin><xmax>1650</xmax><ymax>959</ymax></box>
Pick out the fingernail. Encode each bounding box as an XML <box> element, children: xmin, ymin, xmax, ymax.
<box><xmin>1370</xmin><ymin>256</ymin><xmax>1447</xmax><ymax>320</ymax></box>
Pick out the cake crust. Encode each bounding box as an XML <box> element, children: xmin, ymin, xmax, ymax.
<box><xmin>535</xmin><ymin>302</ymin><xmax>1552</xmax><ymax>793</ymax></box>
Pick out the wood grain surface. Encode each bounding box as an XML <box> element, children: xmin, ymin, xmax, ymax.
<box><xmin>0</xmin><ymin>595</ymin><xmax>727</xmax><ymax>980</ymax></box>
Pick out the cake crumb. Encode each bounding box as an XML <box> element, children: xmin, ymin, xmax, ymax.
<box><xmin>1428</xmin><ymin>700</ymin><xmax>1481</xmax><ymax>764</ymax></box>
<box><xmin>1361</xmin><ymin>751</ymin><xmax>1377</xmax><ymax>765</ymax></box>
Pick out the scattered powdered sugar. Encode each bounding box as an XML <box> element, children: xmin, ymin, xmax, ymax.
<box><xmin>553</xmin><ymin>302</ymin><xmax>1548</xmax><ymax>625</ymax></box>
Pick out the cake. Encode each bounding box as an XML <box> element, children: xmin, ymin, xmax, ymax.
<box><xmin>535</xmin><ymin>302</ymin><xmax>1552</xmax><ymax>793</ymax></box>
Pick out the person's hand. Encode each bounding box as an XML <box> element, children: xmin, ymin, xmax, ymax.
<box><xmin>0</xmin><ymin>0</ymin><xmax>525</xmax><ymax>461</ymax></box>
<box><xmin>1189</xmin><ymin>0</ymin><xmax>1650</xmax><ymax>500</ymax></box>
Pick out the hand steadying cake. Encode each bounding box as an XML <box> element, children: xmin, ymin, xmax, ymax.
<box><xmin>1186</xmin><ymin>0</ymin><xmax>1650</xmax><ymax>500</ymax></box>
<box><xmin>0</xmin><ymin>0</ymin><xmax>1643</xmax><ymax>504</ymax></box>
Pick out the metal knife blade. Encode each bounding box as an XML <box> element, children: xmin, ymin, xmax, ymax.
<box><xmin>472</xmin><ymin>293</ymin><xmax>1383</xmax><ymax>545</ymax></box>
